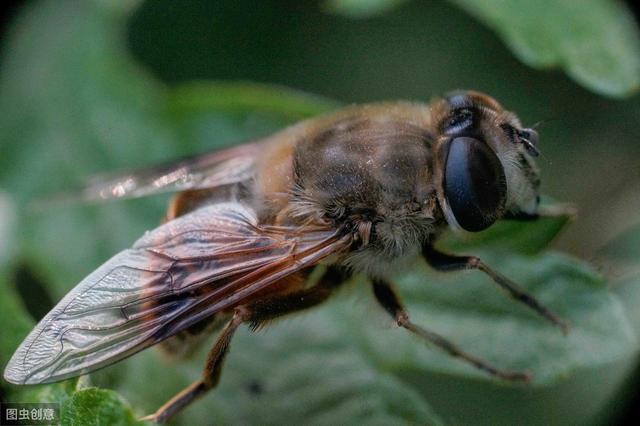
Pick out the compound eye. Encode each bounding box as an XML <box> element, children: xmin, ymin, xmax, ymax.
<box><xmin>444</xmin><ymin>136</ymin><xmax>506</xmax><ymax>232</ymax></box>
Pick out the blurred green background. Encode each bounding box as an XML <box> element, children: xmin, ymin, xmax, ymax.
<box><xmin>0</xmin><ymin>1</ymin><xmax>639</xmax><ymax>425</ymax></box>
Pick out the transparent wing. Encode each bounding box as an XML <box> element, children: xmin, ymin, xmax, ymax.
<box><xmin>3</xmin><ymin>202</ymin><xmax>351</xmax><ymax>384</ymax></box>
<box><xmin>82</xmin><ymin>142</ymin><xmax>260</xmax><ymax>201</ymax></box>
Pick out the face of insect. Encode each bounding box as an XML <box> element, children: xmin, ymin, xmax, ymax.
<box><xmin>432</xmin><ymin>91</ymin><xmax>541</xmax><ymax>232</ymax></box>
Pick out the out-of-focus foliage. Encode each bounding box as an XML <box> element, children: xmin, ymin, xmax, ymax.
<box><xmin>450</xmin><ymin>0</ymin><xmax>640</xmax><ymax>98</ymax></box>
<box><xmin>440</xmin><ymin>205</ymin><xmax>574</xmax><ymax>255</ymax></box>
<box><xmin>599</xmin><ymin>223</ymin><xmax>640</xmax><ymax>337</ymax></box>
<box><xmin>1</xmin><ymin>0</ymin><xmax>639</xmax><ymax>425</ymax></box>
<box><xmin>60</xmin><ymin>388</ymin><xmax>140</xmax><ymax>426</ymax></box>
<box><xmin>0</xmin><ymin>277</ymin><xmax>31</xmax><ymax>373</ymax></box>
<box><xmin>169</xmin><ymin>81</ymin><xmax>337</xmax><ymax>118</ymax></box>
<box><xmin>325</xmin><ymin>0</ymin><xmax>409</xmax><ymax>18</ymax></box>
<box><xmin>328</xmin><ymin>0</ymin><xmax>640</xmax><ymax>97</ymax></box>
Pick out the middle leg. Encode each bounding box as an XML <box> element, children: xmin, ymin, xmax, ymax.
<box><xmin>372</xmin><ymin>279</ymin><xmax>531</xmax><ymax>382</ymax></box>
<box><xmin>423</xmin><ymin>245</ymin><xmax>569</xmax><ymax>333</ymax></box>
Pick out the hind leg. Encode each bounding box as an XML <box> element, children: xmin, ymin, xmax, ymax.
<box><xmin>141</xmin><ymin>266</ymin><xmax>349</xmax><ymax>423</ymax></box>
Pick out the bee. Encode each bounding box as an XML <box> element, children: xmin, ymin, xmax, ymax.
<box><xmin>4</xmin><ymin>90</ymin><xmax>568</xmax><ymax>423</ymax></box>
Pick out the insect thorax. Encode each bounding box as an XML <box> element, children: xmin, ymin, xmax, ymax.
<box><xmin>290</xmin><ymin>116</ymin><xmax>443</xmax><ymax>276</ymax></box>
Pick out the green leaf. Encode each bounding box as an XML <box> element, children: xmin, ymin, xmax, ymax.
<box><xmin>598</xmin><ymin>223</ymin><xmax>640</xmax><ymax>338</ymax></box>
<box><xmin>448</xmin><ymin>0</ymin><xmax>640</xmax><ymax>98</ymax></box>
<box><xmin>61</xmin><ymin>388</ymin><xmax>140</xmax><ymax>426</ymax></box>
<box><xmin>597</xmin><ymin>222</ymin><xmax>640</xmax><ymax>269</ymax></box>
<box><xmin>440</xmin><ymin>206</ymin><xmax>574</xmax><ymax>256</ymax></box>
<box><xmin>324</xmin><ymin>0</ymin><xmax>640</xmax><ymax>97</ymax></box>
<box><xmin>324</xmin><ymin>0</ymin><xmax>409</xmax><ymax>18</ymax></box>
<box><xmin>168</xmin><ymin>81</ymin><xmax>338</xmax><ymax>120</ymax></box>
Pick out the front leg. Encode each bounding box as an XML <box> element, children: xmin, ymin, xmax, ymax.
<box><xmin>503</xmin><ymin>202</ymin><xmax>577</xmax><ymax>221</ymax></box>
<box><xmin>423</xmin><ymin>245</ymin><xmax>569</xmax><ymax>333</ymax></box>
<box><xmin>372</xmin><ymin>279</ymin><xmax>530</xmax><ymax>381</ymax></box>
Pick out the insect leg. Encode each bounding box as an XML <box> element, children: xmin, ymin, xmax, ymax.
<box><xmin>503</xmin><ymin>203</ymin><xmax>577</xmax><ymax>221</ymax></box>
<box><xmin>422</xmin><ymin>245</ymin><xmax>569</xmax><ymax>333</ymax></box>
<box><xmin>141</xmin><ymin>308</ymin><xmax>248</xmax><ymax>424</ymax></box>
<box><xmin>141</xmin><ymin>266</ymin><xmax>349</xmax><ymax>423</ymax></box>
<box><xmin>245</xmin><ymin>266</ymin><xmax>349</xmax><ymax>329</ymax></box>
<box><xmin>371</xmin><ymin>279</ymin><xmax>531</xmax><ymax>382</ymax></box>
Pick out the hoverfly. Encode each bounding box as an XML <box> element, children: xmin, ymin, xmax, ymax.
<box><xmin>4</xmin><ymin>91</ymin><xmax>568</xmax><ymax>423</ymax></box>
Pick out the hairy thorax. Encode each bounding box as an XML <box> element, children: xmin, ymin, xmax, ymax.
<box><xmin>267</xmin><ymin>113</ymin><xmax>445</xmax><ymax>276</ymax></box>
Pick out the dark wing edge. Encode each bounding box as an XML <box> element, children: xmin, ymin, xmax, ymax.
<box><xmin>81</xmin><ymin>142</ymin><xmax>261</xmax><ymax>202</ymax></box>
<box><xmin>3</xmin><ymin>202</ymin><xmax>351</xmax><ymax>385</ymax></box>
